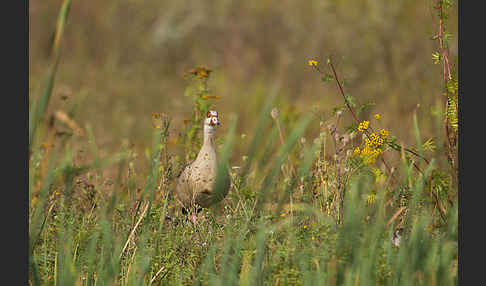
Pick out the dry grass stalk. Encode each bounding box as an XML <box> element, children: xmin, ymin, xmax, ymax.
<box><xmin>120</xmin><ymin>201</ymin><xmax>149</xmax><ymax>259</ymax></box>
<box><xmin>124</xmin><ymin>246</ymin><xmax>138</xmax><ymax>285</ymax></box>
<box><xmin>149</xmin><ymin>266</ymin><xmax>166</xmax><ymax>285</ymax></box>
<box><xmin>386</xmin><ymin>206</ymin><xmax>407</xmax><ymax>227</ymax></box>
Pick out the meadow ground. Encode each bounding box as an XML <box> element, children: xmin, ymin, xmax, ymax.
<box><xmin>29</xmin><ymin>1</ymin><xmax>458</xmax><ymax>285</ymax></box>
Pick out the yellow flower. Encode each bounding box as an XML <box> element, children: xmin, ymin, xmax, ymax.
<box><xmin>280</xmin><ymin>213</ymin><xmax>287</xmax><ymax>217</ymax></box>
<box><xmin>358</xmin><ymin>120</ymin><xmax>370</xmax><ymax>132</ymax></box>
<box><xmin>303</xmin><ymin>225</ymin><xmax>308</xmax><ymax>229</ymax></box>
<box><xmin>380</xmin><ymin>129</ymin><xmax>389</xmax><ymax>138</ymax></box>
<box><xmin>308</xmin><ymin>60</ymin><xmax>318</xmax><ymax>67</ymax></box>
<box><xmin>201</xmin><ymin>95</ymin><xmax>208</xmax><ymax>100</ymax></box>
<box><xmin>353</xmin><ymin>147</ymin><xmax>361</xmax><ymax>155</ymax></box>
<box><xmin>374</xmin><ymin>114</ymin><xmax>381</xmax><ymax>120</ymax></box>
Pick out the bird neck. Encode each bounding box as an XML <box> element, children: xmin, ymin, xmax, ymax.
<box><xmin>203</xmin><ymin>124</ymin><xmax>215</xmax><ymax>146</ymax></box>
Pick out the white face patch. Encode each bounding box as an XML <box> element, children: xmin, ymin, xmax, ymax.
<box><xmin>205</xmin><ymin>110</ymin><xmax>219</xmax><ymax>126</ymax></box>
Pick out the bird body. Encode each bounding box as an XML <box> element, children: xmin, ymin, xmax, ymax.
<box><xmin>175</xmin><ymin>111</ymin><xmax>229</xmax><ymax>210</ymax></box>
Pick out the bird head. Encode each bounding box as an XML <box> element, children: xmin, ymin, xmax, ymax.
<box><xmin>205</xmin><ymin>110</ymin><xmax>220</xmax><ymax>127</ymax></box>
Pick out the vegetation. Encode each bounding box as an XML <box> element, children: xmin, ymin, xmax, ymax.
<box><xmin>29</xmin><ymin>0</ymin><xmax>458</xmax><ymax>285</ymax></box>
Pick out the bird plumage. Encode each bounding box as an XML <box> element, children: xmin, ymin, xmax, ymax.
<box><xmin>175</xmin><ymin>111</ymin><xmax>230</xmax><ymax>210</ymax></box>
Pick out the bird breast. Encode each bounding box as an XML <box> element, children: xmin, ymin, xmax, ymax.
<box><xmin>190</xmin><ymin>147</ymin><xmax>218</xmax><ymax>190</ymax></box>
<box><xmin>176</xmin><ymin>143</ymin><xmax>221</xmax><ymax>208</ymax></box>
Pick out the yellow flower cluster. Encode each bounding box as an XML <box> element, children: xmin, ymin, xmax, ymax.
<box><xmin>308</xmin><ymin>59</ymin><xmax>318</xmax><ymax>67</ymax></box>
<box><xmin>353</xmin><ymin>130</ymin><xmax>389</xmax><ymax>165</ymax></box>
<box><xmin>360</xmin><ymin>146</ymin><xmax>382</xmax><ymax>164</ymax></box>
<box><xmin>357</xmin><ymin>120</ymin><xmax>370</xmax><ymax>132</ymax></box>
<box><xmin>374</xmin><ymin>113</ymin><xmax>381</xmax><ymax>120</ymax></box>
<box><xmin>367</xmin><ymin>133</ymin><xmax>384</xmax><ymax>148</ymax></box>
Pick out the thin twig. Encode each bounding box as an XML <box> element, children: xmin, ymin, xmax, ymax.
<box><xmin>327</xmin><ymin>60</ymin><xmax>359</xmax><ymax>123</ymax></box>
<box><xmin>430</xmin><ymin>182</ymin><xmax>447</xmax><ymax>223</ymax></box>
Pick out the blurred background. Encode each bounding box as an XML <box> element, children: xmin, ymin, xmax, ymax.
<box><xmin>29</xmin><ymin>0</ymin><xmax>458</xmax><ymax>173</ymax></box>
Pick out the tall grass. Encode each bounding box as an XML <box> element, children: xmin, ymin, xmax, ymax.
<box><xmin>29</xmin><ymin>1</ymin><xmax>457</xmax><ymax>285</ymax></box>
<box><xmin>29</xmin><ymin>98</ymin><xmax>458</xmax><ymax>285</ymax></box>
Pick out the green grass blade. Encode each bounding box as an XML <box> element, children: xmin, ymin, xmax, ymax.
<box><xmin>29</xmin><ymin>0</ymin><xmax>72</xmax><ymax>151</ymax></box>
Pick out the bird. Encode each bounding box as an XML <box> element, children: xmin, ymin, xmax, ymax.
<box><xmin>392</xmin><ymin>228</ymin><xmax>404</xmax><ymax>247</ymax></box>
<box><xmin>175</xmin><ymin>110</ymin><xmax>230</xmax><ymax>224</ymax></box>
